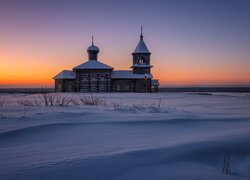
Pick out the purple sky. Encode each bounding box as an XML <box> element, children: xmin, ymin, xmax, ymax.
<box><xmin>0</xmin><ymin>0</ymin><xmax>250</xmax><ymax>87</ymax></box>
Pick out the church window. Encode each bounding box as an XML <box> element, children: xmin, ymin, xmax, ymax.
<box><xmin>81</xmin><ymin>75</ymin><xmax>88</xmax><ymax>82</ymax></box>
<box><xmin>90</xmin><ymin>75</ymin><xmax>97</xmax><ymax>81</ymax></box>
<box><xmin>58</xmin><ymin>84</ymin><xmax>62</xmax><ymax>91</ymax></box>
<box><xmin>139</xmin><ymin>57</ymin><xmax>145</xmax><ymax>64</ymax></box>
<box><xmin>125</xmin><ymin>84</ymin><xmax>130</xmax><ymax>90</ymax></box>
<box><xmin>100</xmin><ymin>84</ymin><xmax>105</xmax><ymax>90</ymax></box>
<box><xmin>99</xmin><ymin>75</ymin><xmax>106</xmax><ymax>81</ymax></box>
<box><xmin>116</xmin><ymin>84</ymin><xmax>121</xmax><ymax>90</ymax></box>
<box><xmin>67</xmin><ymin>84</ymin><xmax>73</xmax><ymax>92</ymax></box>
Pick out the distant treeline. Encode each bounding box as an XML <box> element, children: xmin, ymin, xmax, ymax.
<box><xmin>0</xmin><ymin>87</ymin><xmax>250</xmax><ymax>93</ymax></box>
<box><xmin>159</xmin><ymin>87</ymin><xmax>250</xmax><ymax>93</ymax></box>
<box><xmin>0</xmin><ymin>88</ymin><xmax>55</xmax><ymax>94</ymax></box>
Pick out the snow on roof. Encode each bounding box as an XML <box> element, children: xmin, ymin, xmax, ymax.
<box><xmin>152</xmin><ymin>79</ymin><xmax>159</xmax><ymax>86</ymax></box>
<box><xmin>133</xmin><ymin>39</ymin><xmax>150</xmax><ymax>54</ymax></box>
<box><xmin>131</xmin><ymin>64</ymin><xmax>153</xmax><ymax>68</ymax></box>
<box><xmin>73</xmin><ymin>60</ymin><xmax>113</xmax><ymax>70</ymax></box>
<box><xmin>112</xmin><ymin>70</ymin><xmax>153</xmax><ymax>79</ymax></box>
<box><xmin>53</xmin><ymin>70</ymin><xmax>76</xmax><ymax>80</ymax></box>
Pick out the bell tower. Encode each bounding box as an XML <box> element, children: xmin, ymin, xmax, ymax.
<box><xmin>131</xmin><ymin>27</ymin><xmax>152</xmax><ymax>74</ymax></box>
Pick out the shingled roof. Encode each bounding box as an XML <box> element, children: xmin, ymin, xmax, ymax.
<box><xmin>133</xmin><ymin>28</ymin><xmax>150</xmax><ymax>54</ymax></box>
<box><xmin>112</xmin><ymin>70</ymin><xmax>153</xmax><ymax>79</ymax></box>
<box><xmin>73</xmin><ymin>60</ymin><xmax>113</xmax><ymax>70</ymax></box>
<box><xmin>53</xmin><ymin>70</ymin><xmax>76</xmax><ymax>79</ymax></box>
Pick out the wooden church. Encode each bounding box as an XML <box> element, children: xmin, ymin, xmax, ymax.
<box><xmin>53</xmin><ymin>29</ymin><xmax>159</xmax><ymax>93</ymax></box>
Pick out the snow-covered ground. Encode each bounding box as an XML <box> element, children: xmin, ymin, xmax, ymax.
<box><xmin>0</xmin><ymin>92</ymin><xmax>250</xmax><ymax>180</ymax></box>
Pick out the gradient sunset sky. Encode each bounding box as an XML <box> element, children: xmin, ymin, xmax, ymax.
<box><xmin>0</xmin><ymin>0</ymin><xmax>250</xmax><ymax>87</ymax></box>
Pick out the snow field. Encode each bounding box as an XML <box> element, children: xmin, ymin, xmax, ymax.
<box><xmin>0</xmin><ymin>92</ymin><xmax>250</xmax><ymax>179</ymax></box>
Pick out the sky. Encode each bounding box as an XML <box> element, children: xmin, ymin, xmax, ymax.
<box><xmin>0</xmin><ymin>0</ymin><xmax>250</xmax><ymax>87</ymax></box>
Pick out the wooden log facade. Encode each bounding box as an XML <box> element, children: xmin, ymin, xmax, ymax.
<box><xmin>76</xmin><ymin>69</ymin><xmax>112</xmax><ymax>92</ymax></box>
<box><xmin>111</xmin><ymin>79</ymin><xmax>152</xmax><ymax>92</ymax></box>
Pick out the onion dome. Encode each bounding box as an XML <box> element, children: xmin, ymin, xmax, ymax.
<box><xmin>87</xmin><ymin>44</ymin><xmax>99</xmax><ymax>54</ymax></box>
<box><xmin>87</xmin><ymin>36</ymin><xmax>99</xmax><ymax>60</ymax></box>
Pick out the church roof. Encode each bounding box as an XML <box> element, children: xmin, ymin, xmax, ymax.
<box><xmin>130</xmin><ymin>64</ymin><xmax>153</xmax><ymax>68</ymax></box>
<box><xmin>133</xmin><ymin>38</ymin><xmax>150</xmax><ymax>54</ymax></box>
<box><xmin>73</xmin><ymin>60</ymin><xmax>113</xmax><ymax>70</ymax></box>
<box><xmin>112</xmin><ymin>70</ymin><xmax>153</xmax><ymax>79</ymax></box>
<box><xmin>133</xmin><ymin>27</ymin><xmax>150</xmax><ymax>54</ymax></box>
<box><xmin>53</xmin><ymin>70</ymin><xmax>76</xmax><ymax>79</ymax></box>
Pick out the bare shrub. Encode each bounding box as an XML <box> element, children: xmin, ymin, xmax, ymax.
<box><xmin>38</xmin><ymin>89</ymin><xmax>70</xmax><ymax>106</ymax></box>
<box><xmin>112</xmin><ymin>99</ymin><xmax>166</xmax><ymax>113</ymax></box>
<box><xmin>18</xmin><ymin>92</ymin><xmax>104</xmax><ymax>107</ymax></box>
<box><xmin>40</xmin><ymin>91</ymin><xmax>54</xmax><ymax>106</ymax></box>
<box><xmin>110</xmin><ymin>102</ymin><xmax>120</xmax><ymax>109</ymax></box>
<box><xmin>55</xmin><ymin>95</ymin><xmax>74</xmax><ymax>106</ymax></box>
<box><xmin>38</xmin><ymin>93</ymin><xmax>75</xmax><ymax>106</ymax></box>
<box><xmin>18</xmin><ymin>93</ymin><xmax>57</xmax><ymax>107</ymax></box>
<box><xmin>77</xmin><ymin>94</ymin><xmax>105</xmax><ymax>106</ymax></box>
<box><xmin>18</xmin><ymin>95</ymin><xmax>42</xmax><ymax>106</ymax></box>
<box><xmin>222</xmin><ymin>155</ymin><xmax>231</xmax><ymax>174</ymax></box>
<box><xmin>18</xmin><ymin>98</ymin><xmax>34</xmax><ymax>106</ymax></box>
<box><xmin>33</xmin><ymin>96</ymin><xmax>43</xmax><ymax>106</ymax></box>
<box><xmin>0</xmin><ymin>97</ymin><xmax>6</xmax><ymax>106</ymax></box>
<box><xmin>71</xmin><ymin>98</ymin><xmax>80</xmax><ymax>106</ymax></box>
<box><xmin>157</xmin><ymin>98</ymin><xmax>162</xmax><ymax>108</ymax></box>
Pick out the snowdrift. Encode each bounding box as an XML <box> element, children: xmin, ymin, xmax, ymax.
<box><xmin>0</xmin><ymin>92</ymin><xmax>250</xmax><ymax>180</ymax></box>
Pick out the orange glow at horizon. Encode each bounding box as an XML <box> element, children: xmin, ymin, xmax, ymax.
<box><xmin>152</xmin><ymin>66</ymin><xmax>250</xmax><ymax>86</ymax></box>
<box><xmin>1</xmin><ymin>35</ymin><xmax>250</xmax><ymax>88</ymax></box>
<box><xmin>1</xmin><ymin>55</ymin><xmax>250</xmax><ymax>87</ymax></box>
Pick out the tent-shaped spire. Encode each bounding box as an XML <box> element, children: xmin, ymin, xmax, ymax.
<box><xmin>133</xmin><ymin>26</ymin><xmax>150</xmax><ymax>54</ymax></box>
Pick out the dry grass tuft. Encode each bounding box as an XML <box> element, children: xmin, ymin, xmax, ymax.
<box><xmin>0</xmin><ymin>97</ymin><xmax>6</xmax><ymax>106</ymax></box>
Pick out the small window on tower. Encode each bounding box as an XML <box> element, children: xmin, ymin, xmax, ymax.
<box><xmin>139</xmin><ymin>57</ymin><xmax>145</xmax><ymax>64</ymax></box>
